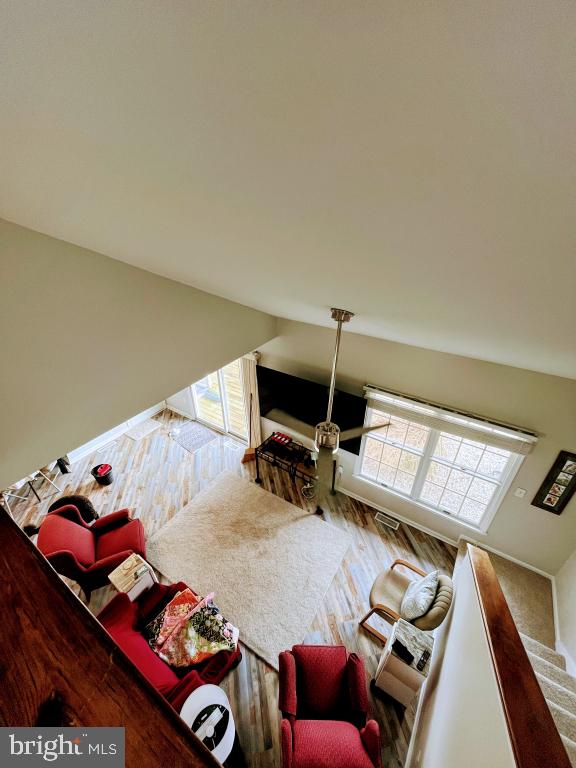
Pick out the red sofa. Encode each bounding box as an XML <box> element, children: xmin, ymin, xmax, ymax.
<box><xmin>279</xmin><ymin>645</ymin><xmax>380</xmax><ymax>768</ymax></box>
<box><xmin>98</xmin><ymin>581</ymin><xmax>242</xmax><ymax>711</ymax></box>
<box><xmin>37</xmin><ymin>505</ymin><xmax>146</xmax><ymax>600</ymax></box>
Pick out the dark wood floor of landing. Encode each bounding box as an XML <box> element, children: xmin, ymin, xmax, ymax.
<box><xmin>9</xmin><ymin>409</ymin><xmax>457</xmax><ymax>768</ymax></box>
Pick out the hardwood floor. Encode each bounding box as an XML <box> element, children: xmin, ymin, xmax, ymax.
<box><xmin>9</xmin><ymin>409</ymin><xmax>457</xmax><ymax>768</ymax></box>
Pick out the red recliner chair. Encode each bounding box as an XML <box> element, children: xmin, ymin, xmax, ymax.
<box><xmin>279</xmin><ymin>645</ymin><xmax>381</xmax><ymax>768</ymax></box>
<box><xmin>98</xmin><ymin>581</ymin><xmax>242</xmax><ymax>711</ymax></box>
<box><xmin>37</xmin><ymin>504</ymin><xmax>146</xmax><ymax>600</ymax></box>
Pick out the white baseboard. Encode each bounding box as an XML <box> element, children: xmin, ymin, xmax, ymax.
<box><xmin>68</xmin><ymin>402</ymin><xmax>166</xmax><ymax>463</ymax></box>
<box><xmin>556</xmin><ymin>638</ymin><xmax>576</xmax><ymax>676</ymax></box>
<box><xmin>165</xmin><ymin>405</ymin><xmax>194</xmax><ymax>420</ymax></box>
<box><xmin>129</xmin><ymin>401</ymin><xmax>166</xmax><ymax>423</ymax></box>
<box><xmin>550</xmin><ymin>576</ymin><xmax>576</xmax><ymax>673</ymax></box>
<box><xmin>458</xmin><ymin>535</ymin><xmax>554</xmax><ymax>580</ymax></box>
<box><xmin>68</xmin><ymin>423</ymin><xmax>128</xmax><ymax>463</ymax></box>
<box><xmin>341</xmin><ymin>486</ymin><xmax>458</xmax><ymax>547</ymax></box>
<box><xmin>551</xmin><ymin>575</ymin><xmax>560</xmax><ymax>653</ymax></box>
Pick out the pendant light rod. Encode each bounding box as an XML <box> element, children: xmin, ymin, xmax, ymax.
<box><xmin>325</xmin><ymin>308</ymin><xmax>354</xmax><ymax>423</ymax></box>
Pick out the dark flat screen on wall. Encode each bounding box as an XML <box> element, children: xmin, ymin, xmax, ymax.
<box><xmin>256</xmin><ymin>365</ymin><xmax>366</xmax><ymax>455</ymax></box>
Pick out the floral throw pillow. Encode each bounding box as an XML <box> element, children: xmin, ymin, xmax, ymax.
<box><xmin>400</xmin><ymin>570</ymin><xmax>439</xmax><ymax>622</ymax></box>
<box><xmin>145</xmin><ymin>589</ymin><xmax>238</xmax><ymax>667</ymax></box>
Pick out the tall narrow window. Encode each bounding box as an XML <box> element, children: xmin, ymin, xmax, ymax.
<box><xmin>221</xmin><ymin>360</ymin><xmax>247</xmax><ymax>439</ymax></box>
<box><xmin>193</xmin><ymin>371</ymin><xmax>225</xmax><ymax>430</ymax></box>
<box><xmin>192</xmin><ymin>360</ymin><xmax>247</xmax><ymax>439</ymax></box>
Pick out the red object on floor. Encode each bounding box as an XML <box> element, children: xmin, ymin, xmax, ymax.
<box><xmin>97</xmin><ymin>581</ymin><xmax>241</xmax><ymax>711</ymax></box>
<box><xmin>278</xmin><ymin>645</ymin><xmax>381</xmax><ymax>768</ymax></box>
<box><xmin>37</xmin><ymin>505</ymin><xmax>146</xmax><ymax>600</ymax></box>
<box><xmin>96</xmin><ymin>464</ymin><xmax>111</xmax><ymax>476</ymax></box>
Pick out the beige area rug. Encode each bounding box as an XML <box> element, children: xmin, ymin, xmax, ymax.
<box><xmin>125</xmin><ymin>418</ymin><xmax>162</xmax><ymax>441</ymax></box>
<box><xmin>146</xmin><ymin>471</ymin><xmax>350</xmax><ymax>668</ymax></box>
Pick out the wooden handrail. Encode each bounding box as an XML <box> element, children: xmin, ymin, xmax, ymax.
<box><xmin>0</xmin><ymin>508</ymin><xmax>219</xmax><ymax>768</ymax></box>
<box><xmin>467</xmin><ymin>544</ymin><xmax>571</xmax><ymax>768</ymax></box>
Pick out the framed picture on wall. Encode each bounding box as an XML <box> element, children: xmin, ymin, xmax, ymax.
<box><xmin>532</xmin><ymin>450</ymin><xmax>576</xmax><ymax>514</ymax></box>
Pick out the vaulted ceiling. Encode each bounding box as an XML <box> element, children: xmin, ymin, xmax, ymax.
<box><xmin>2</xmin><ymin>2</ymin><xmax>575</xmax><ymax>377</ymax></box>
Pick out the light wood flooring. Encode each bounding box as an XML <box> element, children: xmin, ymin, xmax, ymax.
<box><xmin>10</xmin><ymin>409</ymin><xmax>457</xmax><ymax>768</ymax></box>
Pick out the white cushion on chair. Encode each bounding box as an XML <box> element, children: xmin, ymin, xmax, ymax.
<box><xmin>400</xmin><ymin>570</ymin><xmax>439</xmax><ymax>621</ymax></box>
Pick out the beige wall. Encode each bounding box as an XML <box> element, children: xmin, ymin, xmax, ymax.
<box><xmin>556</xmin><ymin>547</ymin><xmax>576</xmax><ymax>670</ymax></box>
<box><xmin>0</xmin><ymin>220</ymin><xmax>276</xmax><ymax>487</ymax></box>
<box><xmin>259</xmin><ymin>319</ymin><xmax>576</xmax><ymax>574</ymax></box>
<box><xmin>406</xmin><ymin>553</ymin><xmax>515</xmax><ymax>768</ymax></box>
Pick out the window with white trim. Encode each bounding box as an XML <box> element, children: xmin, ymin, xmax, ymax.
<box><xmin>357</xmin><ymin>389</ymin><xmax>537</xmax><ymax>531</ymax></box>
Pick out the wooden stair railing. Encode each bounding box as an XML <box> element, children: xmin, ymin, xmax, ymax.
<box><xmin>467</xmin><ymin>544</ymin><xmax>571</xmax><ymax>768</ymax></box>
<box><xmin>0</xmin><ymin>508</ymin><xmax>220</xmax><ymax>768</ymax></box>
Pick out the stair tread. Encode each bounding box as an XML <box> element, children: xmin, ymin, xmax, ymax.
<box><xmin>520</xmin><ymin>632</ymin><xmax>567</xmax><ymax>670</ymax></box>
<box><xmin>547</xmin><ymin>700</ymin><xmax>576</xmax><ymax>743</ymax></box>
<box><xmin>529</xmin><ymin>651</ymin><xmax>576</xmax><ymax>695</ymax></box>
<box><xmin>537</xmin><ymin>672</ymin><xmax>576</xmax><ymax>717</ymax></box>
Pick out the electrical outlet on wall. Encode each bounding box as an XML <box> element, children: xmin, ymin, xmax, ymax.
<box><xmin>514</xmin><ymin>487</ymin><xmax>527</xmax><ymax>498</ymax></box>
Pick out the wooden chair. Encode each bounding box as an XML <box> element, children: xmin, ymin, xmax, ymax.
<box><xmin>359</xmin><ymin>559</ymin><xmax>453</xmax><ymax>644</ymax></box>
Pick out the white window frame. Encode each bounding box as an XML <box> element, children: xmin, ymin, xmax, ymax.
<box><xmin>354</xmin><ymin>389</ymin><xmax>535</xmax><ymax>533</ymax></box>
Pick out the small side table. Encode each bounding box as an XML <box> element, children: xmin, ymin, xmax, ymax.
<box><xmin>372</xmin><ymin>619</ymin><xmax>434</xmax><ymax>707</ymax></box>
<box><xmin>108</xmin><ymin>553</ymin><xmax>157</xmax><ymax>601</ymax></box>
<box><xmin>180</xmin><ymin>684</ymin><xmax>237</xmax><ymax>765</ymax></box>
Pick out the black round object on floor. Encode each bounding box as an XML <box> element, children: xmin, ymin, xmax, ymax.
<box><xmin>91</xmin><ymin>464</ymin><xmax>114</xmax><ymax>486</ymax></box>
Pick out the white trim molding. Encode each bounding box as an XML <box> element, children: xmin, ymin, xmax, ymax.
<box><xmin>457</xmin><ymin>535</ymin><xmax>554</xmax><ymax>579</ymax></box>
<box><xmin>364</xmin><ymin>385</ymin><xmax>538</xmax><ymax>453</ymax></box>
<box><xmin>550</xmin><ymin>576</ymin><xmax>576</xmax><ymax>676</ymax></box>
<box><xmin>556</xmin><ymin>638</ymin><xmax>576</xmax><ymax>677</ymax></box>
<box><xmin>342</xmin><ymin>486</ymin><xmax>458</xmax><ymax>547</ymax></box>
<box><xmin>67</xmin><ymin>401</ymin><xmax>166</xmax><ymax>463</ymax></box>
<box><xmin>165</xmin><ymin>404</ymin><xmax>194</xmax><ymax>420</ymax></box>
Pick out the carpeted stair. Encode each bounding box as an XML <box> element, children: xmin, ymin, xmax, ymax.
<box><xmin>520</xmin><ymin>632</ymin><xmax>576</xmax><ymax>765</ymax></box>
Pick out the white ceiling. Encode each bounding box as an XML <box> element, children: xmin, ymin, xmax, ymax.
<box><xmin>2</xmin><ymin>1</ymin><xmax>575</xmax><ymax>378</ymax></box>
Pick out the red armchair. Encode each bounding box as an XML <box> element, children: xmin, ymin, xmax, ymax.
<box><xmin>37</xmin><ymin>504</ymin><xmax>146</xmax><ymax>600</ymax></box>
<box><xmin>97</xmin><ymin>581</ymin><xmax>242</xmax><ymax>711</ymax></box>
<box><xmin>279</xmin><ymin>645</ymin><xmax>381</xmax><ymax>768</ymax></box>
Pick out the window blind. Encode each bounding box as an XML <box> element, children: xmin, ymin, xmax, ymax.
<box><xmin>364</xmin><ymin>386</ymin><xmax>538</xmax><ymax>455</ymax></box>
